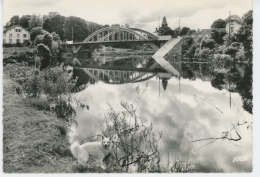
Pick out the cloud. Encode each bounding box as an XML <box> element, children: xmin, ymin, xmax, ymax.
<box><xmin>7</xmin><ymin>0</ymin><xmax>62</xmax><ymax>8</ymax></box>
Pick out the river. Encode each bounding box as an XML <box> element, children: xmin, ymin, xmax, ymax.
<box><xmin>67</xmin><ymin>53</ymin><xmax>252</xmax><ymax>172</ymax></box>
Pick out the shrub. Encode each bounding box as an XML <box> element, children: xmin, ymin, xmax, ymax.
<box><xmin>198</xmin><ymin>48</ymin><xmax>214</xmax><ymax>59</ymax></box>
<box><xmin>181</xmin><ymin>36</ymin><xmax>194</xmax><ymax>55</ymax></box>
<box><xmin>25</xmin><ymin>98</ymin><xmax>50</xmax><ymax>111</ymax></box>
<box><xmin>102</xmin><ymin>86</ymin><xmax>162</xmax><ymax>172</ymax></box>
<box><xmin>201</xmin><ymin>39</ymin><xmax>215</xmax><ymax>49</ymax></box>
<box><xmin>55</xmin><ymin>98</ymin><xmax>77</xmax><ymax>126</ymax></box>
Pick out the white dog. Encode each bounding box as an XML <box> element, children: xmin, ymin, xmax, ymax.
<box><xmin>70</xmin><ymin>135</ymin><xmax>112</xmax><ymax>169</ymax></box>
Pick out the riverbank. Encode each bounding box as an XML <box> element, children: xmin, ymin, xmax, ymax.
<box><xmin>2</xmin><ymin>66</ymin><xmax>75</xmax><ymax>173</ymax></box>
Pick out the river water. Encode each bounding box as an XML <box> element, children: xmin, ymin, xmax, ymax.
<box><xmin>67</xmin><ymin>53</ymin><xmax>252</xmax><ymax>172</ymax></box>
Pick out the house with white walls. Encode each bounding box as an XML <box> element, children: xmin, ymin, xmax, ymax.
<box><xmin>3</xmin><ymin>25</ymin><xmax>30</xmax><ymax>44</ymax></box>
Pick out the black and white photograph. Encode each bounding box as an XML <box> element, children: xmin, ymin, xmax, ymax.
<box><xmin>1</xmin><ymin>0</ymin><xmax>258</xmax><ymax>174</ymax></box>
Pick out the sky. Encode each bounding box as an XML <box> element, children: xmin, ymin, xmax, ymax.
<box><xmin>2</xmin><ymin>0</ymin><xmax>253</xmax><ymax>33</ymax></box>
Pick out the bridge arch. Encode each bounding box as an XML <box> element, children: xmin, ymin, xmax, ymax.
<box><xmin>82</xmin><ymin>68</ymin><xmax>157</xmax><ymax>84</ymax></box>
<box><xmin>74</xmin><ymin>27</ymin><xmax>158</xmax><ymax>53</ymax></box>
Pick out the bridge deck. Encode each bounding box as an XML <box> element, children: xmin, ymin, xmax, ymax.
<box><xmin>68</xmin><ymin>39</ymin><xmax>166</xmax><ymax>46</ymax></box>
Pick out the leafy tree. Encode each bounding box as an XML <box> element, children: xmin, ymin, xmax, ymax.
<box><xmin>155</xmin><ymin>16</ymin><xmax>173</xmax><ymax>35</ymax></box>
<box><xmin>30</xmin><ymin>27</ymin><xmax>48</xmax><ymax>41</ymax></box>
<box><xmin>179</xmin><ymin>27</ymin><xmax>190</xmax><ymax>36</ymax></box>
<box><xmin>173</xmin><ymin>27</ymin><xmax>181</xmax><ymax>35</ymax></box>
<box><xmin>10</xmin><ymin>15</ymin><xmax>19</xmax><ymax>26</ymax></box>
<box><xmin>51</xmin><ymin>32</ymin><xmax>61</xmax><ymax>41</ymax></box>
<box><xmin>181</xmin><ymin>36</ymin><xmax>194</xmax><ymax>55</ymax></box>
<box><xmin>43</xmin><ymin>33</ymin><xmax>53</xmax><ymax>50</ymax></box>
<box><xmin>211</xmin><ymin>29</ymin><xmax>226</xmax><ymax>44</ymax></box>
<box><xmin>43</xmin><ymin>18</ymin><xmax>52</xmax><ymax>32</ymax></box>
<box><xmin>46</xmin><ymin>12</ymin><xmax>66</xmax><ymax>40</ymax></box>
<box><xmin>19</xmin><ymin>15</ymin><xmax>31</xmax><ymax>29</ymax></box>
<box><xmin>29</xmin><ymin>14</ymin><xmax>43</xmax><ymax>30</ymax></box>
<box><xmin>225</xmin><ymin>14</ymin><xmax>240</xmax><ymax>22</ymax></box>
<box><xmin>235</xmin><ymin>10</ymin><xmax>253</xmax><ymax>60</ymax></box>
<box><xmin>34</xmin><ymin>35</ymin><xmax>45</xmax><ymax>46</ymax></box>
<box><xmin>225</xmin><ymin>42</ymin><xmax>240</xmax><ymax>58</ymax></box>
<box><xmin>63</xmin><ymin>16</ymin><xmax>91</xmax><ymax>42</ymax></box>
<box><xmin>211</xmin><ymin>19</ymin><xmax>226</xmax><ymax>28</ymax></box>
<box><xmin>36</xmin><ymin>44</ymin><xmax>52</xmax><ymax>70</ymax></box>
<box><xmin>187</xmin><ymin>29</ymin><xmax>196</xmax><ymax>35</ymax></box>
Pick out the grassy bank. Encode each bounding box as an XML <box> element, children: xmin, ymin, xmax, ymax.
<box><xmin>2</xmin><ymin>66</ymin><xmax>76</xmax><ymax>173</ymax></box>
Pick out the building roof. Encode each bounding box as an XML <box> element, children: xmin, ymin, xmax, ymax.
<box><xmin>3</xmin><ymin>25</ymin><xmax>29</xmax><ymax>33</ymax></box>
<box><xmin>212</xmin><ymin>28</ymin><xmax>226</xmax><ymax>33</ymax></box>
<box><xmin>199</xmin><ymin>29</ymin><xmax>212</xmax><ymax>36</ymax></box>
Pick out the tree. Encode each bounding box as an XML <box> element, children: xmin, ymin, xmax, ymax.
<box><xmin>30</xmin><ymin>27</ymin><xmax>48</xmax><ymax>42</ymax></box>
<box><xmin>63</xmin><ymin>16</ymin><xmax>90</xmax><ymax>42</ymax></box>
<box><xmin>211</xmin><ymin>19</ymin><xmax>226</xmax><ymax>28</ymax></box>
<box><xmin>181</xmin><ymin>36</ymin><xmax>194</xmax><ymax>55</ymax></box>
<box><xmin>162</xmin><ymin>78</ymin><xmax>168</xmax><ymax>90</ymax></box>
<box><xmin>29</xmin><ymin>14</ymin><xmax>43</xmax><ymax>30</ymax></box>
<box><xmin>235</xmin><ymin>10</ymin><xmax>253</xmax><ymax>60</ymax></box>
<box><xmin>43</xmin><ymin>18</ymin><xmax>52</xmax><ymax>32</ymax></box>
<box><xmin>155</xmin><ymin>16</ymin><xmax>173</xmax><ymax>35</ymax></box>
<box><xmin>179</xmin><ymin>27</ymin><xmax>191</xmax><ymax>36</ymax></box>
<box><xmin>10</xmin><ymin>15</ymin><xmax>19</xmax><ymax>26</ymax></box>
<box><xmin>211</xmin><ymin>29</ymin><xmax>226</xmax><ymax>44</ymax></box>
<box><xmin>173</xmin><ymin>27</ymin><xmax>181</xmax><ymax>35</ymax></box>
<box><xmin>19</xmin><ymin>15</ymin><xmax>31</xmax><ymax>29</ymax></box>
<box><xmin>225</xmin><ymin>14</ymin><xmax>240</xmax><ymax>22</ymax></box>
<box><xmin>47</xmin><ymin>12</ymin><xmax>66</xmax><ymax>40</ymax></box>
<box><xmin>42</xmin><ymin>33</ymin><xmax>53</xmax><ymax>50</ymax></box>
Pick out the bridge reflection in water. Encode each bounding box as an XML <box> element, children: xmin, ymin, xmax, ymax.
<box><xmin>68</xmin><ymin>54</ymin><xmax>180</xmax><ymax>87</ymax></box>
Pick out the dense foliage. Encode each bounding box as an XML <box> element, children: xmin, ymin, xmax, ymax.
<box><xmin>211</xmin><ymin>19</ymin><xmax>226</xmax><ymax>28</ymax></box>
<box><xmin>155</xmin><ymin>16</ymin><xmax>173</xmax><ymax>36</ymax></box>
<box><xmin>235</xmin><ymin>10</ymin><xmax>253</xmax><ymax>60</ymax></box>
<box><xmin>4</xmin><ymin>12</ymin><xmax>103</xmax><ymax>42</ymax></box>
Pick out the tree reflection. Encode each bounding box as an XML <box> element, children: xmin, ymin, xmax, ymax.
<box><xmin>162</xmin><ymin>78</ymin><xmax>168</xmax><ymax>90</ymax></box>
<box><xmin>211</xmin><ymin>73</ymin><xmax>226</xmax><ymax>90</ymax></box>
<box><xmin>237</xmin><ymin>65</ymin><xmax>252</xmax><ymax>113</ymax></box>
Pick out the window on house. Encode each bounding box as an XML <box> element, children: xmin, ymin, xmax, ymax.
<box><xmin>9</xmin><ymin>34</ymin><xmax>12</xmax><ymax>38</ymax></box>
<box><xmin>231</xmin><ymin>27</ymin><xmax>234</xmax><ymax>33</ymax></box>
<box><xmin>15</xmin><ymin>29</ymin><xmax>21</xmax><ymax>32</ymax></box>
<box><xmin>10</xmin><ymin>39</ymin><xmax>12</xmax><ymax>43</ymax></box>
<box><xmin>17</xmin><ymin>34</ymin><xmax>20</xmax><ymax>38</ymax></box>
<box><xmin>16</xmin><ymin>39</ymin><xmax>20</xmax><ymax>43</ymax></box>
<box><xmin>23</xmin><ymin>34</ymin><xmax>27</xmax><ymax>38</ymax></box>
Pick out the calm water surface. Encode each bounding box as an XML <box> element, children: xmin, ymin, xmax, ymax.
<box><xmin>68</xmin><ymin>54</ymin><xmax>252</xmax><ymax>172</ymax></box>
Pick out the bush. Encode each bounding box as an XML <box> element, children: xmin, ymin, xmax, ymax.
<box><xmin>102</xmin><ymin>86</ymin><xmax>162</xmax><ymax>172</ymax></box>
<box><xmin>201</xmin><ymin>39</ymin><xmax>215</xmax><ymax>49</ymax></box>
<box><xmin>25</xmin><ymin>98</ymin><xmax>50</xmax><ymax>111</ymax></box>
<box><xmin>181</xmin><ymin>36</ymin><xmax>194</xmax><ymax>55</ymax></box>
<box><xmin>198</xmin><ymin>48</ymin><xmax>214</xmax><ymax>59</ymax></box>
<box><xmin>55</xmin><ymin>98</ymin><xmax>77</xmax><ymax>126</ymax></box>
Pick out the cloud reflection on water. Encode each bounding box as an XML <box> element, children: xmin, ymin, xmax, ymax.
<box><xmin>70</xmin><ymin>76</ymin><xmax>252</xmax><ymax>172</ymax></box>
